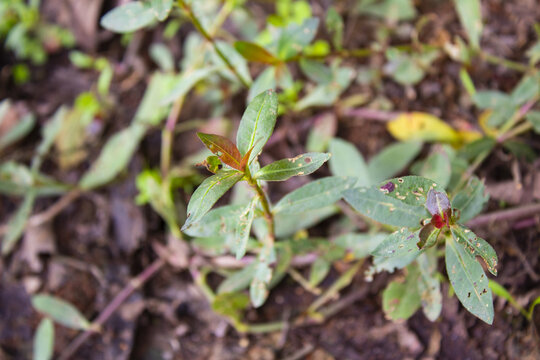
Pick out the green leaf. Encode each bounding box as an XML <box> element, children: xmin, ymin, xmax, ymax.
<box><xmin>510</xmin><ymin>75</ymin><xmax>539</xmax><ymax>106</ymax></box>
<box><xmin>213</xmin><ymin>41</ymin><xmax>252</xmax><ymax>85</ymax></box>
<box><xmin>343</xmin><ymin>186</ymin><xmax>427</xmax><ymax>227</ymax></box>
<box><xmin>217</xmin><ymin>263</ymin><xmax>257</xmax><ymax>294</ymax></box>
<box><xmin>446</xmin><ymin>235</ymin><xmax>494</xmax><ymax>324</ymax></box>
<box><xmin>451</xmin><ymin>226</ymin><xmax>498</xmax><ymax>276</ymax></box>
<box><xmin>334</xmin><ymin>233</ymin><xmax>386</xmax><ymax>259</ymax></box>
<box><xmin>453</xmin><ymin>0</ymin><xmax>483</xmax><ymax>49</ymax></box>
<box><xmin>458</xmin><ymin>137</ymin><xmax>496</xmax><ymax>161</ymax></box>
<box><xmin>0</xmin><ymin>113</ymin><xmax>35</xmax><ymax>152</ymax></box>
<box><xmin>247</xmin><ymin>67</ymin><xmax>276</xmax><ymax>103</ymax></box>
<box><xmin>100</xmin><ymin>2</ymin><xmax>156</xmax><ymax>33</ymax></box>
<box><xmin>452</xmin><ymin>177</ymin><xmax>488</xmax><ymax>222</ymax></box>
<box><xmin>182</xmin><ymin>170</ymin><xmax>244</xmax><ymax>230</ymax></box>
<box><xmin>382</xmin><ymin>176</ymin><xmax>445</xmax><ymax>207</ymax></box>
<box><xmin>306</xmin><ymin>113</ymin><xmax>336</xmax><ymax>152</ymax></box>
<box><xmin>150</xmin><ymin>0</ymin><xmax>173</xmax><ymax>21</ymax></box>
<box><xmin>33</xmin><ymin>318</ymin><xmax>54</xmax><ymax>360</ymax></box>
<box><xmin>270</xmin><ymin>242</ymin><xmax>294</xmax><ymax>287</ymax></box>
<box><xmin>274</xmin><ymin>206</ymin><xmax>338</xmax><ymax>238</ymax></box>
<box><xmin>2</xmin><ymin>191</ymin><xmax>36</xmax><ymax>255</ymax></box>
<box><xmin>328</xmin><ymin>138</ymin><xmax>370</xmax><ymax>185</ymax></box>
<box><xmin>182</xmin><ymin>204</ymin><xmax>244</xmax><ymax>239</ymax></box>
<box><xmin>299</xmin><ymin>59</ymin><xmax>333</xmax><ymax>84</ymax></box>
<box><xmin>413</xmin><ymin>150</ymin><xmax>452</xmax><ymax>189</ymax></box>
<box><xmin>325</xmin><ymin>7</ymin><xmax>343</xmax><ymax>49</ymax></box>
<box><xmin>250</xmin><ymin>261</ymin><xmax>272</xmax><ymax>307</ymax></box>
<box><xmin>417</xmin><ymin>250</ymin><xmax>442</xmax><ymax>321</ymax></box>
<box><xmin>212</xmin><ymin>292</ymin><xmax>249</xmax><ymax>328</ymax></box>
<box><xmin>472</xmin><ymin>90</ymin><xmax>510</xmax><ymax>109</ymax></box>
<box><xmin>234</xmin><ymin>41</ymin><xmax>280</xmax><ymax>64</ymax></box>
<box><xmin>233</xmin><ymin>197</ymin><xmax>257</xmax><ymax>259</ymax></box>
<box><xmin>273</xmin><ymin>176</ymin><xmax>358</xmax><ymax>214</ymax></box>
<box><xmin>197</xmin><ymin>133</ymin><xmax>243</xmax><ymax>170</ymax></box>
<box><xmin>367</xmin><ymin>141</ymin><xmax>423</xmax><ymax>183</ymax></box>
<box><xmin>309</xmin><ymin>258</ymin><xmax>331</xmax><ymax>287</ymax></box>
<box><xmin>367</xmin><ymin>251</ymin><xmax>420</xmax><ymax>280</ymax></box>
<box><xmin>371</xmin><ymin>228</ymin><xmax>422</xmax><ymax>259</ymax></box>
<box><xmin>489</xmin><ymin>280</ymin><xmax>527</xmax><ymax>317</ymax></box>
<box><xmin>526</xmin><ymin>110</ymin><xmax>540</xmax><ymax>133</ymax></box>
<box><xmin>277</xmin><ymin>17</ymin><xmax>319</xmax><ymax>60</ymax></box>
<box><xmin>161</xmin><ymin>67</ymin><xmax>217</xmax><ymax>105</ymax></box>
<box><xmin>32</xmin><ymin>294</ymin><xmax>91</xmax><ymax>330</ymax></box>
<box><xmin>149</xmin><ymin>43</ymin><xmax>175</xmax><ymax>72</ymax></box>
<box><xmin>417</xmin><ymin>223</ymin><xmax>441</xmax><ymax>250</ymax></box>
<box><xmin>79</xmin><ymin>124</ymin><xmax>146</xmax><ymax>189</ymax></box>
<box><xmin>382</xmin><ymin>265</ymin><xmax>421</xmax><ymax>321</ymax></box>
<box><xmin>254</xmin><ymin>152</ymin><xmax>330</xmax><ymax>181</ymax></box>
<box><xmin>357</xmin><ymin>0</ymin><xmax>417</xmax><ymax>22</ymax></box>
<box><xmin>236</xmin><ymin>90</ymin><xmax>279</xmax><ymax>164</ymax></box>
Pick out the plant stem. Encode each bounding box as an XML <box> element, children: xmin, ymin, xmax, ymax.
<box><xmin>466</xmin><ymin>203</ymin><xmax>540</xmax><ymax>228</ymax></box>
<box><xmin>59</xmin><ymin>258</ymin><xmax>166</xmax><ymax>360</ymax></box>
<box><xmin>481</xmin><ymin>51</ymin><xmax>530</xmax><ymax>72</ymax></box>
<box><xmin>178</xmin><ymin>0</ymin><xmax>250</xmax><ymax>88</ymax></box>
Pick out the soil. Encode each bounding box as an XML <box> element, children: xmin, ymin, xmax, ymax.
<box><xmin>1</xmin><ymin>0</ymin><xmax>539</xmax><ymax>359</ymax></box>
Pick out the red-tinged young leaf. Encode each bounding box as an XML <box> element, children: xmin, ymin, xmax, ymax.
<box><xmin>197</xmin><ymin>133</ymin><xmax>243</xmax><ymax>170</ymax></box>
<box><xmin>425</xmin><ymin>189</ymin><xmax>450</xmax><ymax>216</ymax></box>
<box><xmin>239</xmin><ymin>146</ymin><xmax>254</xmax><ymax>171</ymax></box>
<box><xmin>234</xmin><ymin>41</ymin><xmax>280</xmax><ymax>65</ymax></box>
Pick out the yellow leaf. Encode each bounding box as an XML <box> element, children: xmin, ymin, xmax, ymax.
<box><xmin>457</xmin><ymin>129</ymin><xmax>482</xmax><ymax>144</ymax></box>
<box><xmin>387</xmin><ymin>112</ymin><xmax>460</xmax><ymax>143</ymax></box>
<box><xmin>478</xmin><ymin>110</ymin><xmax>500</xmax><ymax>137</ymax></box>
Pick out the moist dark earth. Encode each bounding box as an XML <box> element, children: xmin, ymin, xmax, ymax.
<box><xmin>1</xmin><ymin>0</ymin><xmax>540</xmax><ymax>359</ymax></box>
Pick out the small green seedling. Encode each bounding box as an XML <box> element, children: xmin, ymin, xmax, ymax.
<box><xmin>182</xmin><ymin>89</ymin><xmax>332</xmax><ymax>307</ymax></box>
<box><xmin>344</xmin><ymin>176</ymin><xmax>498</xmax><ymax>324</ymax></box>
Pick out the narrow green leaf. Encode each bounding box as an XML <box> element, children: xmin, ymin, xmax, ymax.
<box><xmin>33</xmin><ymin>318</ymin><xmax>54</xmax><ymax>360</ymax></box>
<box><xmin>417</xmin><ymin>223</ymin><xmax>441</xmax><ymax>250</ymax></box>
<box><xmin>0</xmin><ymin>113</ymin><xmax>35</xmax><ymax>152</ymax></box>
<box><xmin>343</xmin><ymin>186</ymin><xmax>427</xmax><ymax>227</ymax></box>
<box><xmin>161</xmin><ymin>67</ymin><xmax>217</xmax><ymax>105</ymax></box>
<box><xmin>299</xmin><ymin>59</ymin><xmax>333</xmax><ymax>84</ymax></box>
<box><xmin>247</xmin><ymin>67</ymin><xmax>276</xmax><ymax>103</ymax></box>
<box><xmin>367</xmin><ymin>141</ymin><xmax>423</xmax><ymax>183</ymax></box>
<box><xmin>274</xmin><ymin>206</ymin><xmax>338</xmax><ymax>238</ymax></box>
<box><xmin>250</xmin><ymin>261</ymin><xmax>272</xmax><ymax>308</ymax></box>
<box><xmin>277</xmin><ymin>17</ymin><xmax>319</xmax><ymax>60</ymax></box>
<box><xmin>446</xmin><ymin>236</ymin><xmax>494</xmax><ymax>324</ymax></box>
<box><xmin>334</xmin><ymin>233</ymin><xmax>386</xmax><ymax>259</ymax></box>
<box><xmin>197</xmin><ymin>133</ymin><xmax>243</xmax><ymax>170</ymax></box>
<box><xmin>489</xmin><ymin>280</ymin><xmax>527</xmax><ymax>317</ymax></box>
<box><xmin>213</xmin><ymin>41</ymin><xmax>252</xmax><ymax>85</ymax></box>
<box><xmin>417</xmin><ymin>250</ymin><xmax>442</xmax><ymax>321</ymax></box>
<box><xmin>458</xmin><ymin>137</ymin><xmax>496</xmax><ymax>161</ymax></box>
<box><xmin>472</xmin><ymin>91</ymin><xmax>510</xmax><ymax>109</ymax></box>
<box><xmin>453</xmin><ymin>0</ymin><xmax>483</xmax><ymax>49</ymax></box>
<box><xmin>233</xmin><ymin>197</ymin><xmax>257</xmax><ymax>259</ymax></box>
<box><xmin>526</xmin><ymin>110</ymin><xmax>540</xmax><ymax>134</ymax></box>
<box><xmin>270</xmin><ymin>242</ymin><xmax>293</xmax><ymax>287</ymax></box>
<box><xmin>217</xmin><ymin>263</ymin><xmax>257</xmax><ymax>294</ymax></box>
<box><xmin>254</xmin><ymin>152</ymin><xmax>330</xmax><ymax>181</ymax></box>
<box><xmin>182</xmin><ymin>170</ymin><xmax>244</xmax><ymax>230</ymax></box>
<box><xmin>149</xmin><ymin>43</ymin><xmax>175</xmax><ymax>72</ymax></box>
<box><xmin>306</xmin><ymin>113</ymin><xmax>337</xmax><ymax>152</ymax></box>
<box><xmin>414</xmin><ymin>151</ymin><xmax>452</xmax><ymax>189</ymax></box>
<box><xmin>510</xmin><ymin>75</ymin><xmax>539</xmax><ymax>106</ymax></box>
<box><xmin>234</xmin><ymin>41</ymin><xmax>280</xmax><ymax>64</ymax></box>
<box><xmin>181</xmin><ymin>204</ymin><xmax>244</xmax><ymax>238</ymax></box>
<box><xmin>309</xmin><ymin>258</ymin><xmax>331</xmax><ymax>287</ymax></box>
<box><xmin>326</xmin><ymin>7</ymin><xmax>344</xmax><ymax>49</ymax></box>
<box><xmin>2</xmin><ymin>191</ymin><xmax>36</xmax><ymax>254</ymax></box>
<box><xmin>328</xmin><ymin>138</ymin><xmax>370</xmax><ymax>185</ymax></box>
<box><xmin>382</xmin><ymin>265</ymin><xmax>421</xmax><ymax>321</ymax></box>
<box><xmin>32</xmin><ymin>294</ymin><xmax>91</xmax><ymax>330</ymax></box>
<box><xmin>451</xmin><ymin>226</ymin><xmax>498</xmax><ymax>276</ymax></box>
<box><xmin>273</xmin><ymin>176</ymin><xmax>358</xmax><ymax>214</ymax></box>
<box><xmin>134</xmin><ymin>72</ymin><xmax>177</xmax><ymax>125</ymax></box>
<box><xmin>79</xmin><ymin>124</ymin><xmax>146</xmax><ymax>189</ymax></box>
<box><xmin>100</xmin><ymin>2</ymin><xmax>156</xmax><ymax>33</ymax></box>
<box><xmin>453</xmin><ymin>177</ymin><xmax>488</xmax><ymax>222</ymax></box>
<box><xmin>236</xmin><ymin>90</ymin><xmax>279</xmax><ymax>163</ymax></box>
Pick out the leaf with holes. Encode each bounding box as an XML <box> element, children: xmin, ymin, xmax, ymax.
<box><xmin>32</xmin><ymin>294</ymin><xmax>91</xmax><ymax>330</ymax></box>
<box><xmin>254</xmin><ymin>153</ymin><xmax>330</xmax><ymax>181</ymax></box>
<box><xmin>236</xmin><ymin>90</ymin><xmax>278</xmax><ymax>164</ymax></box>
<box><xmin>197</xmin><ymin>133</ymin><xmax>243</xmax><ymax>170</ymax></box>
<box><xmin>371</xmin><ymin>228</ymin><xmax>422</xmax><ymax>259</ymax></box>
<box><xmin>446</xmin><ymin>235</ymin><xmax>494</xmax><ymax>324</ymax></box>
<box><xmin>182</xmin><ymin>170</ymin><xmax>244</xmax><ymax>230</ymax></box>
<box><xmin>451</xmin><ymin>225</ymin><xmax>498</xmax><ymax>276</ymax></box>
<box><xmin>343</xmin><ymin>186</ymin><xmax>427</xmax><ymax>228</ymax></box>
<box><xmin>233</xmin><ymin>197</ymin><xmax>257</xmax><ymax>259</ymax></box>
<box><xmin>273</xmin><ymin>176</ymin><xmax>358</xmax><ymax>215</ymax></box>
<box><xmin>379</xmin><ymin>176</ymin><xmax>443</xmax><ymax>208</ymax></box>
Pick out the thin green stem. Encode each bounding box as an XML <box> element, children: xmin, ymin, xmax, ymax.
<box><xmin>244</xmin><ymin>167</ymin><xmax>275</xmax><ymax>246</ymax></box>
<box><xmin>480</xmin><ymin>51</ymin><xmax>530</xmax><ymax>72</ymax></box>
<box><xmin>178</xmin><ymin>0</ymin><xmax>250</xmax><ymax>88</ymax></box>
